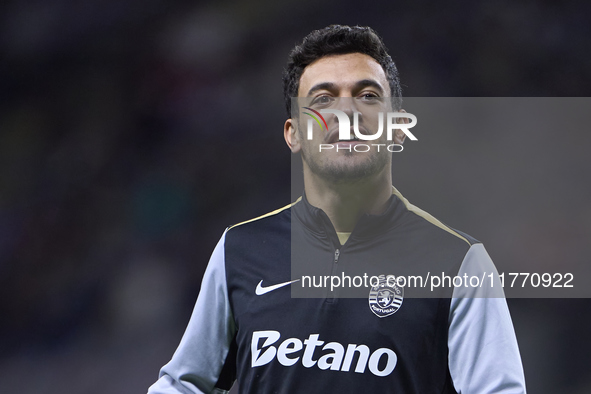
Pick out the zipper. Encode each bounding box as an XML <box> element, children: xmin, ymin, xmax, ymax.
<box><xmin>325</xmin><ymin>248</ymin><xmax>341</xmax><ymax>303</ymax></box>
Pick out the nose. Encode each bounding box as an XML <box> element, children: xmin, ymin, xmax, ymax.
<box><xmin>335</xmin><ymin>97</ymin><xmax>358</xmax><ymax>114</ymax></box>
<box><xmin>333</xmin><ymin>97</ymin><xmax>360</xmax><ymax>123</ymax></box>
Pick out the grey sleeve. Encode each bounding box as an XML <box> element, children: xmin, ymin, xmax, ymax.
<box><xmin>448</xmin><ymin>244</ymin><xmax>527</xmax><ymax>393</ymax></box>
<box><xmin>148</xmin><ymin>231</ymin><xmax>236</xmax><ymax>394</ymax></box>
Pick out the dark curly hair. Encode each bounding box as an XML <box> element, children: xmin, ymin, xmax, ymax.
<box><xmin>282</xmin><ymin>25</ymin><xmax>402</xmax><ymax>116</ymax></box>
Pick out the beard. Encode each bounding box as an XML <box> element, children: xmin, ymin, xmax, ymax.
<box><xmin>299</xmin><ymin>130</ymin><xmax>390</xmax><ymax>184</ymax></box>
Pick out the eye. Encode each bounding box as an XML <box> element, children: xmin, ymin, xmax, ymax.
<box><xmin>310</xmin><ymin>95</ymin><xmax>335</xmax><ymax>107</ymax></box>
<box><xmin>358</xmin><ymin>93</ymin><xmax>382</xmax><ymax>104</ymax></box>
<box><xmin>360</xmin><ymin>93</ymin><xmax>378</xmax><ymax>100</ymax></box>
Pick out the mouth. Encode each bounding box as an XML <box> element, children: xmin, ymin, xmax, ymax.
<box><xmin>335</xmin><ymin>137</ymin><xmax>362</xmax><ymax>146</ymax></box>
<box><xmin>337</xmin><ymin>135</ymin><xmax>361</xmax><ymax>142</ymax></box>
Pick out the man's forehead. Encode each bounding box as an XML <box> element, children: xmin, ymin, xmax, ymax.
<box><xmin>298</xmin><ymin>53</ymin><xmax>389</xmax><ymax>96</ymax></box>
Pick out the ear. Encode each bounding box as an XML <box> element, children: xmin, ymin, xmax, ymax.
<box><xmin>284</xmin><ymin>118</ymin><xmax>301</xmax><ymax>153</ymax></box>
<box><xmin>393</xmin><ymin>109</ymin><xmax>409</xmax><ymax>145</ymax></box>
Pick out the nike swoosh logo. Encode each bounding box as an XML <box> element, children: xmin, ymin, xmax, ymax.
<box><xmin>255</xmin><ymin>279</ymin><xmax>300</xmax><ymax>295</ymax></box>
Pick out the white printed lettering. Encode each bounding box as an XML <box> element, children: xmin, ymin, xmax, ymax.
<box><xmin>250</xmin><ymin>331</ymin><xmax>398</xmax><ymax>377</ymax></box>
<box><xmin>252</xmin><ymin>330</ymin><xmax>280</xmax><ymax>367</ymax></box>
<box><xmin>277</xmin><ymin>338</ymin><xmax>303</xmax><ymax>366</ymax></box>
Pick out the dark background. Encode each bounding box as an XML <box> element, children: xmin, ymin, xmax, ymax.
<box><xmin>1</xmin><ymin>0</ymin><xmax>590</xmax><ymax>392</ymax></box>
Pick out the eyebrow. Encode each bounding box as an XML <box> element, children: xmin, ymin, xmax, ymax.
<box><xmin>306</xmin><ymin>82</ymin><xmax>336</xmax><ymax>96</ymax></box>
<box><xmin>306</xmin><ymin>79</ymin><xmax>386</xmax><ymax>96</ymax></box>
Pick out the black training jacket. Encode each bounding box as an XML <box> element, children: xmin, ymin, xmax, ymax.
<box><xmin>148</xmin><ymin>187</ymin><xmax>526</xmax><ymax>394</ymax></box>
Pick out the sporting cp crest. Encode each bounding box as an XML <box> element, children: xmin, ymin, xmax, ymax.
<box><xmin>368</xmin><ymin>275</ymin><xmax>404</xmax><ymax>318</ymax></box>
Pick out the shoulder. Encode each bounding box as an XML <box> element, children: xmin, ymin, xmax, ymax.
<box><xmin>392</xmin><ymin>186</ymin><xmax>479</xmax><ymax>248</ymax></box>
<box><xmin>228</xmin><ymin>200</ymin><xmax>296</xmax><ymax>230</ymax></box>
<box><xmin>227</xmin><ymin>200</ymin><xmax>296</xmax><ymax>233</ymax></box>
<box><xmin>223</xmin><ymin>200</ymin><xmax>297</xmax><ymax>249</ymax></box>
<box><xmin>222</xmin><ymin>202</ymin><xmax>296</xmax><ymax>291</ymax></box>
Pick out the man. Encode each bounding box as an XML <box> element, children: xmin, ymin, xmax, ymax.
<box><xmin>148</xmin><ymin>25</ymin><xmax>526</xmax><ymax>393</ymax></box>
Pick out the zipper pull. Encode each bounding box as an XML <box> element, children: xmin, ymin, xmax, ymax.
<box><xmin>334</xmin><ymin>249</ymin><xmax>340</xmax><ymax>264</ymax></box>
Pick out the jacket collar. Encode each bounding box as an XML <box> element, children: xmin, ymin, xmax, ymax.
<box><xmin>292</xmin><ymin>188</ymin><xmax>407</xmax><ymax>244</ymax></box>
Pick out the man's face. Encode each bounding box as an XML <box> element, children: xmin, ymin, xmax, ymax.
<box><xmin>286</xmin><ymin>53</ymin><xmax>400</xmax><ymax>184</ymax></box>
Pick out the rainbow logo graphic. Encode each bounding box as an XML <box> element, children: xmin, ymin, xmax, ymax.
<box><xmin>303</xmin><ymin>107</ymin><xmax>328</xmax><ymax>131</ymax></box>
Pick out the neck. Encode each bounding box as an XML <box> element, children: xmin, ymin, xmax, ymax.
<box><xmin>303</xmin><ymin>166</ymin><xmax>393</xmax><ymax>232</ymax></box>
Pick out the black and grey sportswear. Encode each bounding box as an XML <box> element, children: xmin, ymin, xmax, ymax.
<box><xmin>148</xmin><ymin>187</ymin><xmax>526</xmax><ymax>393</ymax></box>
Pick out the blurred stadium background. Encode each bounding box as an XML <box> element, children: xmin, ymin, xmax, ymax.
<box><xmin>1</xmin><ymin>0</ymin><xmax>590</xmax><ymax>392</ymax></box>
